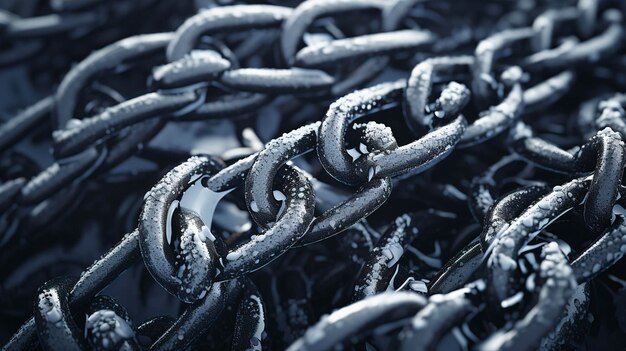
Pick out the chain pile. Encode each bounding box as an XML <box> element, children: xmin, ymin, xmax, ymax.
<box><xmin>1</xmin><ymin>0</ymin><xmax>626</xmax><ymax>350</ymax></box>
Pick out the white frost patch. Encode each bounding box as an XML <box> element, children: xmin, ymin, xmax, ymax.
<box><xmin>198</xmin><ymin>225</ymin><xmax>216</xmax><ymax>242</ymax></box>
<box><xmin>180</xmin><ymin>177</ymin><xmax>233</xmax><ymax>228</ymax></box>
<box><xmin>166</xmin><ymin>200</ymin><xmax>179</xmax><ymax>245</ymax></box>
<box><xmin>346</xmin><ymin>148</ymin><xmax>361</xmax><ymax>161</ymax></box>
<box><xmin>409</xmin><ymin>280</ymin><xmax>428</xmax><ymax>293</ymax></box>
<box><xmin>383</xmin><ymin>236</ymin><xmax>405</xmax><ymax>267</ymax></box>
<box><xmin>613</xmin><ymin>204</ymin><xmax>626</xmax><ymax>217</ymax></box>
<box><xmin>500</xmin><ymin>291</ymin><xmax>523</xmax><ymax>308</ymax></box>
<box><xmin>273</xmin><ymin>190</ymin><xmax>286</xmax><ymax>201</ymax></box>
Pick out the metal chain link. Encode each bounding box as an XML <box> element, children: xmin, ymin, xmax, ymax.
<box><xmin>1</xmin><ymin>0</ymin><xmax>626</xmax><ymax>350</ymax></box>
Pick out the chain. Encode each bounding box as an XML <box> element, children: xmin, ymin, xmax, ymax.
<box><xmin>1</xmin><ymin>0</ymin><xmax>626</xmax><ymax>350</ymax></box>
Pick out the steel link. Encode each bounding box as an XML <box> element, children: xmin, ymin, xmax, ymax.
<box><xmin>1</xmin><ymin>0</ymin><xmax>626</xmax><ymax>350</ymax></box>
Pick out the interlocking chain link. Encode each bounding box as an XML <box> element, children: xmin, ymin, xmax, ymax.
<box><xmin>1</xmin><ymin>0</ymin><xmax>626</xmax><ymax>350</ymax></box>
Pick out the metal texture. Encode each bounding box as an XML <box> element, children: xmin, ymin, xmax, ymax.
<box><xmin>1</xmin><ymin>0</ymin><xmax>626</xmax><ymax>350</ymax></box>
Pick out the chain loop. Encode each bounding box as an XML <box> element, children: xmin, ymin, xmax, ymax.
<box><xmin>2</xmin><ymin>0</ymin><xmax>626</xmax><ymax>350</ymax></box>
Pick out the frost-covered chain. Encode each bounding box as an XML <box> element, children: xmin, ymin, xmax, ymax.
<box><xmin>2</xmin><ymin>0</ymin><xmax>626</xmax><ymax>350</ymax></box>
<box><xmin>0</xmin><ymin>0</ymin><xmax>452</xmax><ymax>240</ymax></box>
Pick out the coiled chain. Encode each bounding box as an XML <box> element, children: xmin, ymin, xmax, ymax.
<box><xmin>1</xmin><ymin>0</ymin><xmax>626</xmax><ymax>350</ymax></box>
